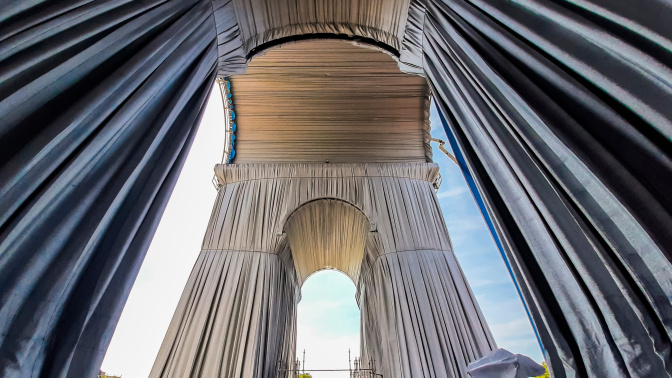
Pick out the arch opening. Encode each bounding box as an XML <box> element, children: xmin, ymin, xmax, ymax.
<box><xmin>296</xmin><ymin>270</ymin><xmax>361</xmax><ymax>375</ymax></box>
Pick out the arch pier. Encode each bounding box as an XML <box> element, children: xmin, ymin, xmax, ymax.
<box><xmin>150</xmin><ymin>163</ymin><xmax>495</xmax><ymax>377</ymax></box>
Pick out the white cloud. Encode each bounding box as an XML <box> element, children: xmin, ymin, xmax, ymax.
<box><xmin>490</xmin><ymin>317</ymin><xmax>535</xmax><ymax>340</ymax></box>
<box><xmin>437</xmin><ymin>186</ymin><xmax>467</xmax><ymax>199</ymax></box>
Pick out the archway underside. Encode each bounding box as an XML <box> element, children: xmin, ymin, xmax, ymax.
<box><xmin>284</xmin><ymin>199</ymin><xmax>370</xmax><ymax>285</ymax></box>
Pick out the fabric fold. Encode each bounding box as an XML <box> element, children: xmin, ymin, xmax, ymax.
<box><xmin>0</xmin><ymin>1</ymin><xmax>219</xmax><ymax>376</ymax></box>
<box><xmin>406</xmin><ymin>0</ymin><xmax>672</xmax><ymax>376</ymax></box>
<box><xmin>149</xmin><ymin>250</ymin><xmax>297</xmax><ymax>378</ymax></box>
<box><xmin>157</xmin><ymin>162</ymin><xmax>494</xmax><ymax>377</ymax></box>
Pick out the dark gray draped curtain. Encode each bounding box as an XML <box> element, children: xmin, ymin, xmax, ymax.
<box><xmin>404</xmin><ymin>0</ymin><xmax>672</xmax><ymax>376</ymax></box>
<box><xmin>0</xmin><ymin>1</ymin><xmax>218</xmax><ymax>376</ymax></box>
<box><xmin>2</xmin><ymin>0</ymin><xmax>672</xmax><ymax>377</ymax></box>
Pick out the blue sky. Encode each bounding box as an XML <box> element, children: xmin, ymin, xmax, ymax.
<box><xmin>427</xmin><ymin>100</ymin><xmax>543</xmax><ymax>361</ymax></box>
<box><xmin>101</xmin><ymin>86</ymin><xmax>542</xmax><ymax>377</ymax></box>
<box><xmin>295</xmin><ymin>271</ymin><xmax>360</xmax><ymax>376</ymax></box>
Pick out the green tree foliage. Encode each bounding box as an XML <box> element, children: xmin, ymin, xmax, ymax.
<box><xmin>98</xmin><ymin>371</ymin><xmax>121</xmax><ymax>378</ymax></box>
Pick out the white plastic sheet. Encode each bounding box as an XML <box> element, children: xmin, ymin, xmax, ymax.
<box><xmin>468</xmin><ymin>349</ymin><xmax>546</xmax><ymax>378</ymax></box>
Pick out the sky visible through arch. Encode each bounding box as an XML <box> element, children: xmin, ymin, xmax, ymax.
<box><xmin>295</xmin><ymin>270</ymin><xmax>360</xmax><ymax>377</ymax></box>
<box><xmin>100</xmin><ymin>85</ymin><xmax>542</xmax><ymax>377</ymax></box>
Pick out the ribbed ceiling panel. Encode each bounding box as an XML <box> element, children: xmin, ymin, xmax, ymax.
<box><xmin>228</xmin><ymin>40</ymin><xmax>431</xmax><ymax>164</ymax></box>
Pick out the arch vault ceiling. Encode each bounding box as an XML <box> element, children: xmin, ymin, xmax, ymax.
<box><xmin>228</xmin><ymin>39</ymin><xmax>431</xmax><ymax>164</ymax></box>
<box><xmin>284</xmin><ymin>199</ymin><xmax>370</xmax><ymax>284</ymax></box>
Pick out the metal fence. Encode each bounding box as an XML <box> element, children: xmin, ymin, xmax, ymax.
<box><xmin>277</xmin><ymin>368</ymin><xmax>379</xmax><ymax>378</ymax></box>
<box><xmin>276</xmin><ymin>355</ymin><xmax>382</xmax><ymax>377</ymax></box>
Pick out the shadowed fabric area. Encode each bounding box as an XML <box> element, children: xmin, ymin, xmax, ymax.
<box><xmin>402</xmin><ymin>0</ymin><xmax>672</xmax><ymax>376</ymax></box>
<box><xmin>229</xmin><ymin>40</ymin><xmax>432</xmax><ymax>164</ymax></box>
<box><xmin>0</xmin><ymin>1</ymin><xmax>218</xmax><ymax>376</ymax></box>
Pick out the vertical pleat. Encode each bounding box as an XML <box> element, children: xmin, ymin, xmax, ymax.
<box><xmin>403</xmin><ymin>0</ymin><xmax>672</xmax><ymax>376</ymax></box>
<box><xmin>211</xmin><ymin>0</ymin><xmax>247</xmax><ymax>75</ymax></box>
<box><xmin>358</xmin><ymin>250</ymin><xmax>496</xmax><ymax>378</ymax></box>
<box><xmin>0</xmin><ymin>1</ymin><xmax>219</xmax><ymax>376</ymax></box>
<box><xmin>231</xmin><ymin>0</ymin><xmax>411</xmax><ymax>53</ymax></box>
<box><xmin>163</xmin><ymin>162</ymin><xmax>493</xmax><ymax>377</ymax></box>
<box><xmin>6</xmin><ymin>1</ymin><xmax>667</xmax><ymax>377</ymax></box>
<box><xmin>149</xmin><ymin>251</ymin><xmax>297</xmax><ymax>378</ymax></box>
<box><xmin>205</xmin><ymin>163</ymin><xmax>445</xmax><ymax>255</ymax></box>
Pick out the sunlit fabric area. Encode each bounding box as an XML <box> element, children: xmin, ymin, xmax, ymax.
<box><xmin>149</xmin><ymin>37</ymin><xmax>495</xmax><ymax>377</ymax></box>
<box><xmin>1</xmin><ymin>1</ymin><xmax>671</xmax><ymax>378</ymax></box>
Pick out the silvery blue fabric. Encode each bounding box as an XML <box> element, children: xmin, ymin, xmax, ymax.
<box><xmin>401</xmin><ymin>1</ymin><xmax>672</xmax><ymax>376</ymax></box>
<box><xmin>0</xmin><ymin>1</ymin><xmax>219</xmax><ymax>376</ymax></box>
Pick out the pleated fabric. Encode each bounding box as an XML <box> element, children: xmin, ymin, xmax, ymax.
<box><xmin>228</xmin><ymin>39</ymin><xmax>432</xmax><ymax>164</ymax></box>
<box><xmin>0</xmin><ymin>1</ymin><xmax>218</xmax><ymax>376</ymax></box>
<box><xmin>212</xmin><ymin>0</ymin><xmax>247</xmax><ymax>75</ymax></box>
<box><xmin>3</xmin><ymin>1</ymin><xmax>670</xmax><ymax>377</ymax></box>
<box><xmin>205</xmin><ymin>163</ymin><xmax>445</xmax><ymax>255</ymax></box>
<box><xmin>359</xmin><ymin>249</ymin><xmax>496</xmax><ymax>378</ymax></box>
<box><xmin>400</xmin><ymin>0</ymin><xmax>672</xmax><ymax>376</ymax></box>
<box><xmin>149</xmin><ymin>250</ymin><xmax>298</xmax><ymax>378</ymax></box>
<box><xmin>285</xmin><ymin>199</ymin><xmax>371</xmax><ymax>284</ymax></box>
<box><xmin>154</xmin><ymin>162</ymin><xmax>495</xmax><ymax>377</ymax></box>
<box><xmin>231</xmin><ymin>0</ymin><xmax>412</xmax><ymax>53</ymax></box>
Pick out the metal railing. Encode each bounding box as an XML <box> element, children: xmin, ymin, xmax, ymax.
<box><xmin>277</xmin><ymin>352</ymin><xmax>382</xmax><ymax>377</ymax></box>
<box><xmin>277</xmin><ymin>368</ymin><xmax>379</xmax><ymax>378</ymax></box>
